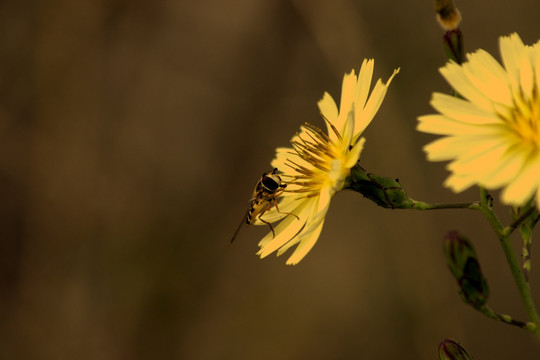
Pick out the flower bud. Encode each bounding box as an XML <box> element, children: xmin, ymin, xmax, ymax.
<box><xmin>435</xmin><ymin>0</ymin><xmax>464</xmax><ymax>65</ymax></box>
<box><xmin>442</xmin><ymin>29</ymin><xmax>464</xmax><ymax>65</ymax></box>
<box><xmin>435</xmin><ymin>0</ymin><xmax>462</xmax><ymax>31</ymax></box>
<box><xmin>348</xmin><ymin>165</ymin><xmax>412</xmax><ymax>209</ymax></box>
<box><xmin>445</xmin><ymin>231</ymin><xmax>489</xmax><ymax>309</ymax></box>
<box><xmin>438</xmin><ymin>339</ymin><xmax>473</xmax><ymax>360</ymax></box>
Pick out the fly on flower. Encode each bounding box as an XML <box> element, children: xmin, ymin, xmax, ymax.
<box><xmin>231</xmin><ymin>168</ymin><xmax>298</xmax><ymax>243</ymax></box>
<box><xmin>254</xmin><ymin>59</ymin><xmax>399</xmax><ymax>265</ymax></box>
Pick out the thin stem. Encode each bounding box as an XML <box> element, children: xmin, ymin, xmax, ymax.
<box><xmin>348</xmin><ymin>166</ymin><xmax>480</xmax><ymax>211</ymax></box>
<box><xmin>508</xmin><ymin>206</ymin><xmax>536</xmax><ymax>234</ymax></box>
<box><xmin>478</xmin><ymin>305</ymin><xmax>535</xmax><ymax>331</ymax></box>
<box><xmin>408</xmin><ymin>199</ymin><xmax>480</xmax><ymax>210</ymax></box>
<box><xmin>479</xmin><ymin>187</ymin><xmax>540</xmax><ymax>339</ymax></box>
<box><xmin>513</xmin><ymin>204</ymin><xmax>538</xmax><ymax>283</ymax></box>
<box><xmin>521</xmin><ymin>229</ymin><xmax>533</xmax><ymax>283</ymax></box>
<box><xmin>478</xmin><ymin>188</ymin><xmax>504</xmax><ymax>233</ymax></box>
<box><xmin>498</xmin><ymin>233</ymin><xmax>540</xmax><ymax>339</ymax></box>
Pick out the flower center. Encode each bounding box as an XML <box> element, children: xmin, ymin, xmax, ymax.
<box><xmin>328</xmin><ymin>159</ymin><xmax>345</xmax><ymax>192</ymax></box>
<box><xmin>284</xmin><ymin>122</ymin><xmax>344</xmax><ymax>197</ymax></box>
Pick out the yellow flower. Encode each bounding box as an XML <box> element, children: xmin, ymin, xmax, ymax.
<box><xmin>418</xmin><ymin>33</ymin><xmax>540</xmax><ymax>207</ymax></box>
<box><xmin>257</xmin><ymin>59</ymin><xmax>399</xmax><ymax>265</ymax></box>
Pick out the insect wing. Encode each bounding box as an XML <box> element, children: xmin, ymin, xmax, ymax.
<box><xmin>230</xmin><ymin>210</ymin><xmax>249</xmax><ymax>243</ymax></box>
<box><xmin>247</xmin><ymin>197</ymin><xmax>272</xmax><ymax>225</ymax></box>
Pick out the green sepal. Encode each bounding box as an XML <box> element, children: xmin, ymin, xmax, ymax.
<box><xmin>348</xmin><ymin>165</ymin><xmax>412</xmax><ymax>209</ymax></box>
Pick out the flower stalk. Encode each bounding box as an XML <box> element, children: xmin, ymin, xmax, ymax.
<box><xmin>348</xmin><ymin>164</ymin><xmax>540</xmax><ymax>337</ymax></box>
<box><xmin>479</xmin><ymin>188</ymin><xmax>540</xmax><ymax>339</ymax></box>
<box><xmin>348</xmin><ymin>164</ymin><xmax>479</xmax><ymax>210</ymax></box>
<box><xmin>511</xmin><ymin>201</ymin><xmax>538</xmax><ymax>282</ymax></box>
<box><xmin>477</xmin><ymin>304</ymin><xmax>535</xmax><ymax>331</ymax></box>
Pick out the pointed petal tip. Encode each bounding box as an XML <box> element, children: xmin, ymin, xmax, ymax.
<box><xmin>360</xmin><ymin>58</ymin><xmax>374</xmax><ymax>69</ymax></box>
<box><xmin>344</xmin><ymin>68</ymin><xmax>357</xmax><ymax>79</ymax></box>
<box><xmin>387</xmin><ymin>67</ymin><xmax>400</xmax><ymax>84</ymax></box>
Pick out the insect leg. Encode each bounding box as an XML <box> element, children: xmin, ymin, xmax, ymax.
<box><xmin>272</xmin><ymin>198</ymin><xmax>299</xmax><ymax>220</ymax></box>
<box><xmin>256</xmin><ymin>205</ymin><xmax>276</xmax><ymax>238</ymax></box>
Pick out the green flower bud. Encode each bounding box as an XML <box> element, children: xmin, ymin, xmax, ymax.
<box><xmin>348</xmin><ymin>165</ymin><xmax>413</xmax><ymax>209</ymax></box>
<box><xmin>445</xmin><ymin>231</ymin><xmax>489</xmax><ymax>309</ymax></box>
<box><xmin>438</xmin><ymin>339</ymin><xmax>473</xmax><ymax>360</ymax></box>
<box><xmin>442</xmin><ymin>29</ymin><xmax>464</xmax><ymax>65</ymax></box>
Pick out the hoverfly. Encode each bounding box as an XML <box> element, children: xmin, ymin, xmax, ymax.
<box><xmin>231</xmin><ymin>168</ymin><xmax>298</xmax><ymax>243</ymax></box>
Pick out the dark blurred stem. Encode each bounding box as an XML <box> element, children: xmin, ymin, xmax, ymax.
<box><xmin>509</xmin><ymin>207</ymin><xmax>535</xmax><ymax>232</ymax></box>
<box><xmin>479</xmin><ymin>187</ymin><xmax>540</xmax><ymax>339</ymax></box>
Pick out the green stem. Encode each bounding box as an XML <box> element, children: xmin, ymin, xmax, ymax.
<box><xmin>347</xmin><ymin>166</ymin><xmax>482</xmax><ymax>210</ymax></box>
<box><xmin>478</xmin><ymin>188</ymin><xmax>504</xmax><ymax>233</ymax></box>
<box><xmin>407</xmin><ymin>199</ymin><xmax>480</xmax><ymax>210</ymax></box>
<box><xmin>479</xmin><ymin>187</ymin><xmax>540</xmax><ymax>339</ymax></box>
<box><xmin>478</xmin><ymin>305</ymin><xmax>535</xmax><ymax>331</ymax></box>
<box><xmin>521</xmin><ymin>228</ymin><xmax>533</xmax><ymax>283</ymax></box>
<box><xmin>513</xmin><ymin>202</ymin><xmax>538</xmax><ymax>283</ymax></box>
<box><xmin>509</xmin><ymin>206</ymin><xmax>536</xmax><ymax>233</ymax></box>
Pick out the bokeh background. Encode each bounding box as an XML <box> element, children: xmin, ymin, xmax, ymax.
<box><xmin>2</xmin><ymin>0</ymin><xmax>540</xmax><ymax>359</ymax></box>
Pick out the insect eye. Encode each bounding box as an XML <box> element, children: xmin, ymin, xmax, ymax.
<box><xmin>262</xmin><ymin>175</ymin><xmax>279</xmax><ymax>191</ymax></box>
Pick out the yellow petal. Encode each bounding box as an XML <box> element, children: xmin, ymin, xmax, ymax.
<box><xmin>463</xmin><ymin>50</ymin><xmax>513</xmax><ymax>106</ymax></box>
<box><xmin>317</xmin><ymin>184</ymin><xmax>333</xmax><ymax>212</ymax></box>
<box><xmin>479</xmin><ymin>148</ymin><xmax>524</xmax><ymax>188</ymax></box>
<box><xmin>440</xmin><ymin>61</ymin><xmax>493</xmax><ymax>111</ymax></box>
<box><xmin>534</xmin><ymin>41</ymin><xmax>540</xmax><ymax>96</ymax></box>
<box><xmin>448</xmin><ymin>141</ymin><xmax>507</xmax><ymax>176</ymax></box>
<box><xmin>318</xmin><ymin>91</ymin><xmax>339</xmax><ymax>122</ymax></box>
<box><xmin>285</xmin><ymin>221</ymin><xmax>324</xmax><ymax>265</ymax></box>
<box><xmin>500</xmin><ymin>33</ymin><xmax>526</xmax><ymax>95</ymax></box>
<box><xmin>340</xmin><ymin>110</ymin><xmax>355</xmax><ymax>153</ymax></box>
<box><xmin>519</xmin><ymin>47</ymin><xmax>534</xmax><ymax>99</ymax></box>
<box><xmin>318</xmin><ymin>92</ymin><xmax>340</xmax><ymax>143</ymax></box>
<box><xmin>502</xmin><ymin>154</ymin><xmax>540</xmax><ymax>205</ymax></box>
<box><xmin>257</xmin><ymin>200</ymin><xmax>313</xmax><ymax>256</ymax></box>
<box><xmin>276</xmin><ymin>188</ymin><xmax>330</xmax><ymax>257</ymax></box>
<box><xmin>430</xmin><ymin>93</ymin><xmax>500</xmax><ymax>125</ymax></box>
<box><xmin>424</xmin><ymin>135</ymin><xmax>500</xmax><ymax>162</ymax></box>
<box><xmin>336</xmin><ymin>70</ymin><xmax>358</xmax><ymax>133</ymax></box>
<box><xmin>255</xmin><ymin>195</ymin><xmax>304</xmax><ymax>223</ymax></box>
<box><xmin>344</xmin><ymin>137</ymin><xmax>365</xmax><ymax>168</ymax></box>
<box><xmin>283</xmin><ymin>192</ymin><xmax>330</xmax><ymax>264</ymax></box>
<box><xmin>354</xmin><ymin>59</ymin><xmax>374</xmax><ymax>110</ymax></box>
<box><xmin>417</xmin><ymin>114</ymin><xmax>497</xmax><ymax>136</ymax></box>
<box><xmin>354</xmin><ymin>68</ymin><xmax>399</xmax><ymax>136</ymax></box>
<box><xmin>444</xmin><ymin>173</ymin><xmax>478</xmax><ymax>192</ymax></box>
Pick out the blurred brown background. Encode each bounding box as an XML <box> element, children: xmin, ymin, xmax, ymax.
<box><xmin>1</xmin><ymin>0</ymin><xmax>540</xmax><ymax>359</ymax></box>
